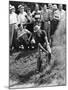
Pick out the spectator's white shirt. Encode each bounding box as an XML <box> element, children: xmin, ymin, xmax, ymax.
<box><xmin>54</xmin><ymin>9</ymin><xmax>65</xmax><ymax>20</ymax></box>
<box><xmin>17</xmin><ymin>12</ymin><xmax>27</xmax><ymax>24</ymax></box>
<box><xmin>10</xmin><ymin>12</ymin><xmax>17</xmax><ymax>24</ymax></box>
<box><xmin>32</xmin><ymin>10</ymin><xmax>41</xmax><ymax>19</ymax></box>
<box><xmin>59</xmin><ymin>9</ymin><xmax>65</xmax><ymax>20</ymax></box>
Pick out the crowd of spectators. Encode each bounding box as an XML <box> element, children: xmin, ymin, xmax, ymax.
<box><xmin>9</xmin><ymin>2</ymin><xmax>66</xmax><ymax>53</ymax></box>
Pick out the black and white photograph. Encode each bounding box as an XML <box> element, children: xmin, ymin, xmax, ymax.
<box><xmin>9</xmin><ymin>0</ymin><xmax>66</xmax><ymax>89</ymax></box>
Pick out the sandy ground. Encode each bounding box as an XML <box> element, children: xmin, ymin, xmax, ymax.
<box><xmin>9</xmin><ymin>44</ymin><xmax>66</xmax><ymax>88</ymax></box>
<box><xmin>9</xmin><ymin>16</ymin><xmax>66</xmax><ymax>88</ymax></box>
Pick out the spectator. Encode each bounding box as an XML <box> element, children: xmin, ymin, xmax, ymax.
<box><xmin>9</xmin><ymin>5</ymin><xmax>17</xmax><ymax>24</ymax></box>
<box><xmin>57</xmin><ymin>4</ymin><xmax>65</xmax><ymax>21</ymax></box>
<box><xmin>51</xmin><ymin>4</ymin><xmax>65</xmax><ymax>35</ymax></box>
<box><xmin>50</xmin><ymin>4</ymin><xmax>59</xmax><ymax>36</ymax></box>
<box><xmin>48</xmin><ymin>3</ymin><xmax>53</xmax><ymax>43</ymax></box>
<box><xmin>50</xmin><ymin>4</ymin><xmax>60</xmax><ymax>47</ymax></box>
<box><xmin>26</xmin><ymin>8</ymin><xmax>34</xmax><ymax>32</ymax></box>
<box><xmin>27</xmin><ymin>8</ymin><xmax>32</xmax><ymax>23</ymax></box>
<box><xmin>48</xmin><ymin>3</ymin><xmax>53</xmax><ymax>21</ymax></box>
<box><xmin>32</xmin><ymin>4</ymin><xmax>41</xmax><ymax>26</ymax></box>
<box><xmin>41</xmin><ymin>4</ymin><xmax>50</xmax><ymax>42</ymax></box>
<box><xmin>9</xmin><ymin>5</ymin><xmax>18</xmax><ymax>52</ymax></box>
<box><xmin>17</xmin><ymin>24</ymin><xmax>32</xmax><ymax>50</ymax></box>
<box><xmin>17</xmin><ymin>5</ymin><xmax>27</xmax><ymax>25</ymax></box>
<box><xmin>48</xmin><ymin>3</ymin><xmax>53</xmax><ymax>10</ymax></box>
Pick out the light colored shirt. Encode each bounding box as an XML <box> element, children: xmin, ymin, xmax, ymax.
<box><xmin>17</xmin><ymin>12</ymin><xmax>27</xmax><ymax>24</ymax></box>
<box><xmin>54</xmin><ymin>9</ymin><xmax>65</xmax><ymax>20</ymax></box>
<box><xmin>10</xmin><ymin>12</ymin><xmax>17</xmax><ymax>24</ymax></box>
<box><xmin>48</xmin><ymin>9</ymin><xmax>53</xmax><ymax>21</ymax></box>
<box><xmin>41</xmin><ymin>9</ymin><xmax>49</xmax><ymax>21</ymax></box>
<box><xmin>32</xmin><ymin>10</ymin><xmax>41</xmax><ymax>20</ymax></box>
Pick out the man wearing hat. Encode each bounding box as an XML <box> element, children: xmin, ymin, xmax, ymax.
<box><xmin>27</xmin><ymin>8</ymin><xmax>32</xmax><ymax>23</ymax></box>
<box><xmin>48</xmin><ymin>3</ymin><xmax>53</xmax><ymax>21</ymax></box>
<box><xmin>17</xmin><ymin>5</ymin><xmax>27</xmax><ymax>25</ymax></box>
<box><xmin>57</xmin><ymin>4</ymin><xmax>65</xmax><ymax>21</ymax></box>
<box><xmin>17</xmin><ymin>23</ymin><xmax>32</xmax><ymax>50</ymax></box>
<box><xmin>9</xmin><ymin>5</ymin><xmax>17</xmax><ymax>24</ymax></box>
<box><xmin>9</xmin><ymin>5</ymin><xmax>18</xmax><ymax>53</ymax></box>
<box><xmin>33</xmin><ymin>25</ymin><xmax>51</xmax><ymax>73</ymax></box>
<box><xmin>26</xmin><ymin>8</ymin><xmax>34</xmax><ymax>32</ymax></box>
<box><xmin>50</xmin><ymin>4</ymin><xmax>60</xmax><ymax>46</ymax></box>
<box><xmin>41</xmin><ymin>4</ymin><xmax>51</xmax><ymax>42</ymax></box>
<box><xmin>47</xmin><ymin>3</ymin><xmax>54</xmax><ymax>44</ymax></box>
<box><xmin>32</xmin><ymin>4</ymin><xmax>41</xmax><ymax>26</ymax></box>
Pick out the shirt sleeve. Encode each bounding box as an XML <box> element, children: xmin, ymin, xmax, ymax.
<box><xmin>17</xmin><ymin>15</ymin><xmax>21</xmax><ymax>25</ymax></box>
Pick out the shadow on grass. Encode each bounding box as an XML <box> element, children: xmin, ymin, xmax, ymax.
<box><xmin>15</xmin><ymin>49</ymin><xmax>37</xmax><ymax>60</ymax></box>
<box><xmin>10</xmin><ymin>69</ymin><xmax>36</xmax><ymax>88</ymax></box>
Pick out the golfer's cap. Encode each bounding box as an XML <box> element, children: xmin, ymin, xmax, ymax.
<box><xmin>34</xmin><ymin>25</ymin><xmax>40</xmax><ymax>32</ymax></box>
<box><xmin>18</xmin><ymin>5</ymin><xmax>24</xmax><ymax>10</ymax></box>
<box><xmin>53</xmin><ymin>5</ymin><xmax>57</xmax><ymax>10</ymax></box>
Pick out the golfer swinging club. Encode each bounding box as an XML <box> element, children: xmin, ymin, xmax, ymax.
<box><xmin>33</xmin><ymin>25</ymin><xmax>51</xmax><ymax>73</ymax></box>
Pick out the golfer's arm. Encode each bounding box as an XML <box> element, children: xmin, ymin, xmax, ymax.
<box><xmin>45</xmin><ymin>36</ymin><xmax>51</xmax><ymax>53</ymax></box>
<box><xmin>45</xmin><ymin>36</ymin><xmax>49</xmax><ymax>45</ymax></box>
<box><xmin>38</xmin><ymin>43</ymin><xmax>48</xmax><ymax>53</ymax></box>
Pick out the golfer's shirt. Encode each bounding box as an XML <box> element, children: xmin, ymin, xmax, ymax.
<box><xmin>17</xmin><ymin>12</ymin><xmax>27</xmax><ymax>25</ymax></box>
<box><xmin>34</xmin><ymin>30</ymin><xmax>46</xmax><ymax>46</ymax></box>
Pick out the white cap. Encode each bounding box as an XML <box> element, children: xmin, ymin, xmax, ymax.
<box><xmin>10</xmin><ymin>5</ymin><xmax>15</xmax><ymax>10</ymax></box>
